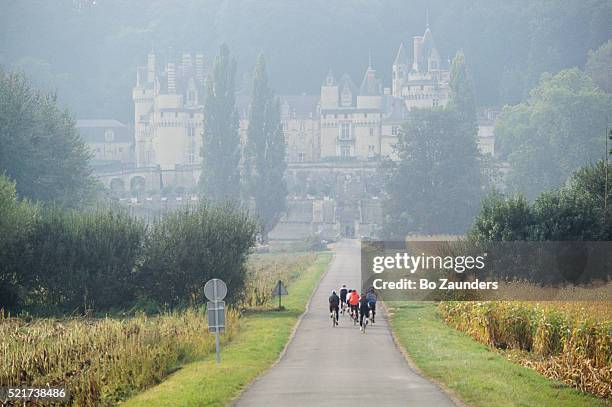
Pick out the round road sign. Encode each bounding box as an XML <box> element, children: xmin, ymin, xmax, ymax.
<box><xmin>204</xmin><ymin>278</ymin><xmax>227</xmax><ymax>301</ymax></box>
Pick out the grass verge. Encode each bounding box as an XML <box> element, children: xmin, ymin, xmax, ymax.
<box><xmin>122</xmin><ymin>251</ymin><xmax>332</xmax><ymax>407</ymax></box>
<box><xmin>387</xmin><ymin>302</ymin><xmax>608</xmax><ymax>407</ymax></box>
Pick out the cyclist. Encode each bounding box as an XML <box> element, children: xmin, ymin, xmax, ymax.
<box><xmin>347</xmin><ymin>289</ymin><xmax>360</xmax><ymax>321</ymax></box>
<box><xmin>358</xmin><ymin>293</ymin><xmax>370</xmax><ymax>332</ymax></box>
<box><xmin>366</xmin><ymin>286</ymin><xmax>377</xmax><ymax>324</ymax></box>
<box><xmin>339</xmin><ymin>284</ymin><xmax>348</xmax><ymax>314</ymax></box>
<box><xmin>329</xmin><ymin>290</ymin><xmax>340</xmax><ymax>325</ymax></box>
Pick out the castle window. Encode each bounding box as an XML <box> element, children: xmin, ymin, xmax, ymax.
<box><xmin>369</xmin><ymin>127</ymin><xmax>374</xmax><ymax>137</ymax></box>
<box><xmin>340</xmin><ymin>145</ymin><xmax>350</xmax><ymax>158</ymax></box>
<box><xmin>392</xmin><ymin>126</ymin><xmax>399</xmax><ymax>136</ymax></box>
<box><xmin>104</xmin><ymin>129</ymin><xmax>114</xmax><ymax>142</ymax></box>
<box><xmin>297</xmin><ymin>152</ymin><xmax>305</xmax><ymax>162</ymax></box>
<box><xmin>433</xmin><ymin>99</ymin><xmax>439</xmax><ymax>107</ymax></box>
<box><xmin>340</xmin><ymin>123</ymin><xmax>351</xmax><ymax>140</ymax></box>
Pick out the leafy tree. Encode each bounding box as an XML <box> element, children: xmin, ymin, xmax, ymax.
<box><xmin>382</xmin><ymin>108</ymin><xmax>482</xmax><ymax>237</ymax></box>
<box><xmin>495</xmin><ymin>68</ymin><xmax>612</xmax><ymax>199</ymax></box>
<box><xmin>530</xmin><ymin>188</ymin><xmax>606</xmax><ymax>241</ymax></box>
<box><xmin>0</xmin><ymin>69</ymin><xmax>96</xmax><ymax>207</ymax></box>
<box><xmin>137</xmin><ymin>203</ymin><xmax>257</xmax><ymax>308</ymax></box>
<box><xmin>382</xmin><ymin>51</ymin><xmax>482</xmax><ymax>238</ymax></box>
<box><xmin>0</xmin><ymin>176</ymin><xmax>37</xmax><ymax>310</ymax></box>
<box><xmin>469</xmin><ymin>161</ymin><xmax>612</xmax><ymax>242</ymax></box>
<box><xmin>199</xmin><ymin>44</ymin><xmax>241</xmax><ymax>202</ymax></box>
<box><xmin>20</xmin><ymin>208</ymin><xmax>146</xmax><ymax>313</ymax></box>
<box><xmin>586</xmin><ymin>39</ymin><xmax>612</xmax><ymax>93</ymax></box>
<box><xmin>469</xmin><ymin>191</ymin><xmax>533</xmax><ymax>242</ymax></box>
<box><xmin>448</xmin><ymin>50</ymin><xmax>476</xmax><ymax>125</ymax></box>
<box><xmin>243</xmin><ymin>54</ymin><xmax>287</xmax><ymax>241</ymax></box>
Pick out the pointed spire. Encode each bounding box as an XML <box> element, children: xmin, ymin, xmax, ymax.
<box><xmin>324</xmin><ymin>68</ymin><xmax>336</xmax><ymax>86</ymax></box>
<box><xmin>393</xmin><ymin>42</ymin><xmax>408</xmax><ymax>66</ymax></box>
<box><xmin>426</xmin><ymin>9</ymin><xmax>430</xmax><ymax>29</ymax></box>
<box><xmin>368</xmin><ymin>48</ymin><xmax>373</xmax><ymax>69</ymax></box>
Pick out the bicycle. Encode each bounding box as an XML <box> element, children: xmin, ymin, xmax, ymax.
<box><xmin>331</xmin><ymin>308</ymin><xmax>339</xmax><ymax>327</ymax></box>
<box><xmin>341</xmin><ymin>301</ymin><xmax>347</xmax><ymax>315</ymax></box>
<box><xmin>361</xmin><ymin>309</ymin><xmax>369</xmax><ymax>333</ymax></box>
<box><xmin>351</xmin><ymin>307</ymin><xmax>358</xmax><ymax>325</ymax></box>
<box><xmin>369</xmin><ymin>303</ymin><xmax>376</xmax><ymax>324</ymax></box>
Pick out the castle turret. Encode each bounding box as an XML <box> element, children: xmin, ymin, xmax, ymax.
<box><xmin>392</xmin><ymin>42</ymin><xmax>408</xmax><ymax>97</ymax></box>
<box><xmin>181</xmin><ymin>53</ymin><xmax>193</xmax><ymax>77</ymax></box>
<box><xmin>167</xmin><ymin>62</ymin><xmax>176</xmax><ymax>94</ymax></box>
<box><xmin>412</xmin><ymin>36</ymin><xmax>423</xmax><ymax>72</ymax></box>
<box><xmin>320</xmin><ymin>69</ymin><xmax>339</xmax><ymax>109</ymax></box>
<box><xmin>147</xmin><ymin>52</ymin><xmax>156</xmax><ymax>83</ymax></box>
<box><xmin>358</xmin><ymin>55</ymin><xmax>382</xmax><ymax>109</ymax></box>
<box><xmin>195</xmin><ymin>53</ymin><xmax>205</xmax><ymax>84</ymax></box>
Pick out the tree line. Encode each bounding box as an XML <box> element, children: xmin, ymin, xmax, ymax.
<box><xmin>0</xmin><ymin>175</ymin><xmax>257</xmax><ymax>314</ymax></box>
<box><xmin>382</xmin><ymin>40</ymin><xmax>612</xmax><ymax>238</ymax></box>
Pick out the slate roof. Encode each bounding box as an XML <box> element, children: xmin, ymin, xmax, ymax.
<box><xmin>76</xmin><ymin>120</ymin><xmax>132</xmax><ymax>143</ymax></box>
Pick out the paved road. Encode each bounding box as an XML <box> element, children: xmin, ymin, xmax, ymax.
<box><xmin>234</xmin><ymin>239</ymin><xmax>456</xmax><ymax>407</ymax></box>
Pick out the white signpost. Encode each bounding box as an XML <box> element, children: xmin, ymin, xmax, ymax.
<box><xmin>204</xmin><ymin>278</ymin><xmax>227</xmax><ymax>364</ymax></box>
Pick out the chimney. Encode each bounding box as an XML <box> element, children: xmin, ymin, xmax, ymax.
<box><xmin>412</xmin><ymin>36</ymin><xmax>423</xmax><ymax>72</ymax></box>
<box><xmin>167</xmin><ymin>62</ymin><xmax>176</xmax><ymax>94</ymax></box>
<box><xmin>147</xmin><ymin>52</ymin><xmax>156</xmax><ymax>83</ymax></box>
<box><xmin>195</xmin><ymin>53</ymin><xmax>205</xmax><ymax>84</ymax></box>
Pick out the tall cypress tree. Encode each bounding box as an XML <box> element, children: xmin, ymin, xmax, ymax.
<box><xmin>199</xmin><ymin>44</ymin><xmax>241</xmax><ymax>202</ymax></box>
<box><xmin>448</xmin><ymin>50</ymin><xmax>477</xmax><ymax>126</ymax></box>
<box><xmin>243</xmin><ymin>54</ymin><xmax>287</xmax><ymax>241</ymax></box>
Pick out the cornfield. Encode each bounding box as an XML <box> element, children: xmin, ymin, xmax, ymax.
<box><xmin>0</xmin><ymin>308</ymin><xmax>239</xmax><ymax>406</ymax></box>
<box><xmin>439</xmin><ymin>301</ymin><xmax>612</xmax><ymax>398</ymax></box>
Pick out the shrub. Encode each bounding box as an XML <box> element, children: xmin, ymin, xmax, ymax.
<box><xmin>136</xmin><ymin>202</ymin><xmax>257</xmax><ymax>308</ymax></box>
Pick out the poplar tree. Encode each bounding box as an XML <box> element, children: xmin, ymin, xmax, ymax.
<box><xmin>199</xmin><ymin>44</ymin><xmax>241</xmax><ymax>202</ymax></box>
<box><xmin>243</xmin><ymin>54</ymin><xmax>287</xmax><ymax>241</ymax></box>
<box><xmin>448</xmin><ymin>50</ymin><xmax>477</xmax><ymax>128</ymax></box>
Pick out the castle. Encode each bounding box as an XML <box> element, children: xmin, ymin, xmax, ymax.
<box><xmin>127</xmin><ymin>22</ymin><xmax>492</xmax><ymax>239</ymax></box>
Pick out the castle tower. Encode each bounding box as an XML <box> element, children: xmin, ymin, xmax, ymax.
<box><xmin>147</xmin><ymin>52</ymin><xmax>156</xmax><ymax>83</ymax></box>
<box><xmin>133</xmin><ymin>52</ymin><xmax>156</xmax><ymax>167</ymax></box>
<box><xmin>412</xmin><ymin>36</ymin><xmax>423</xmax><ymax>72</ymax></box>
<box><xmin>320</xmin><ymin>69</ymin><xmax>339</xmax><ymax>109</ymax></box>
<box><xmin>358</xmin><ymin>54</ymin><xmax>382</xmax><ymax>109</ymax></box>
<box><xmin>181</xmin><ymin>53</ymin><xmax>193</xmax><ymax>77</ymax></box>
<box><xmin>392</xmin><ymin>42</ymin><xmax>408</xmax><ymax>97</ymax></box>
<box><xmin>195</xmin><ymin>53</ymin><xmax>205</xmax><ymax>84</ymax></box>
<box><xmin>166</xmin><ymin>62</ymin><xmax>176</xmax><ymax>94</ymax></box>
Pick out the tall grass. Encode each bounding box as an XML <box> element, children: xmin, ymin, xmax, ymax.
<box><xmin>242</xmin><ymin>253</ymin><xmax>316</xmax><ymax>308</ymax></box>
<box><xmin>439</xmin><ymin>301</ymin><xmax>612</xmax><ymax>398</ymax></box>
<box><xmin>0</xmin><ymin>252</ymin><xmax>319</xmax><ymax>406</ymax></box>
<box><xmin>0</xmin><ymin>308</ymin><xmax>240</xmax><ymax>406</ymax></box>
